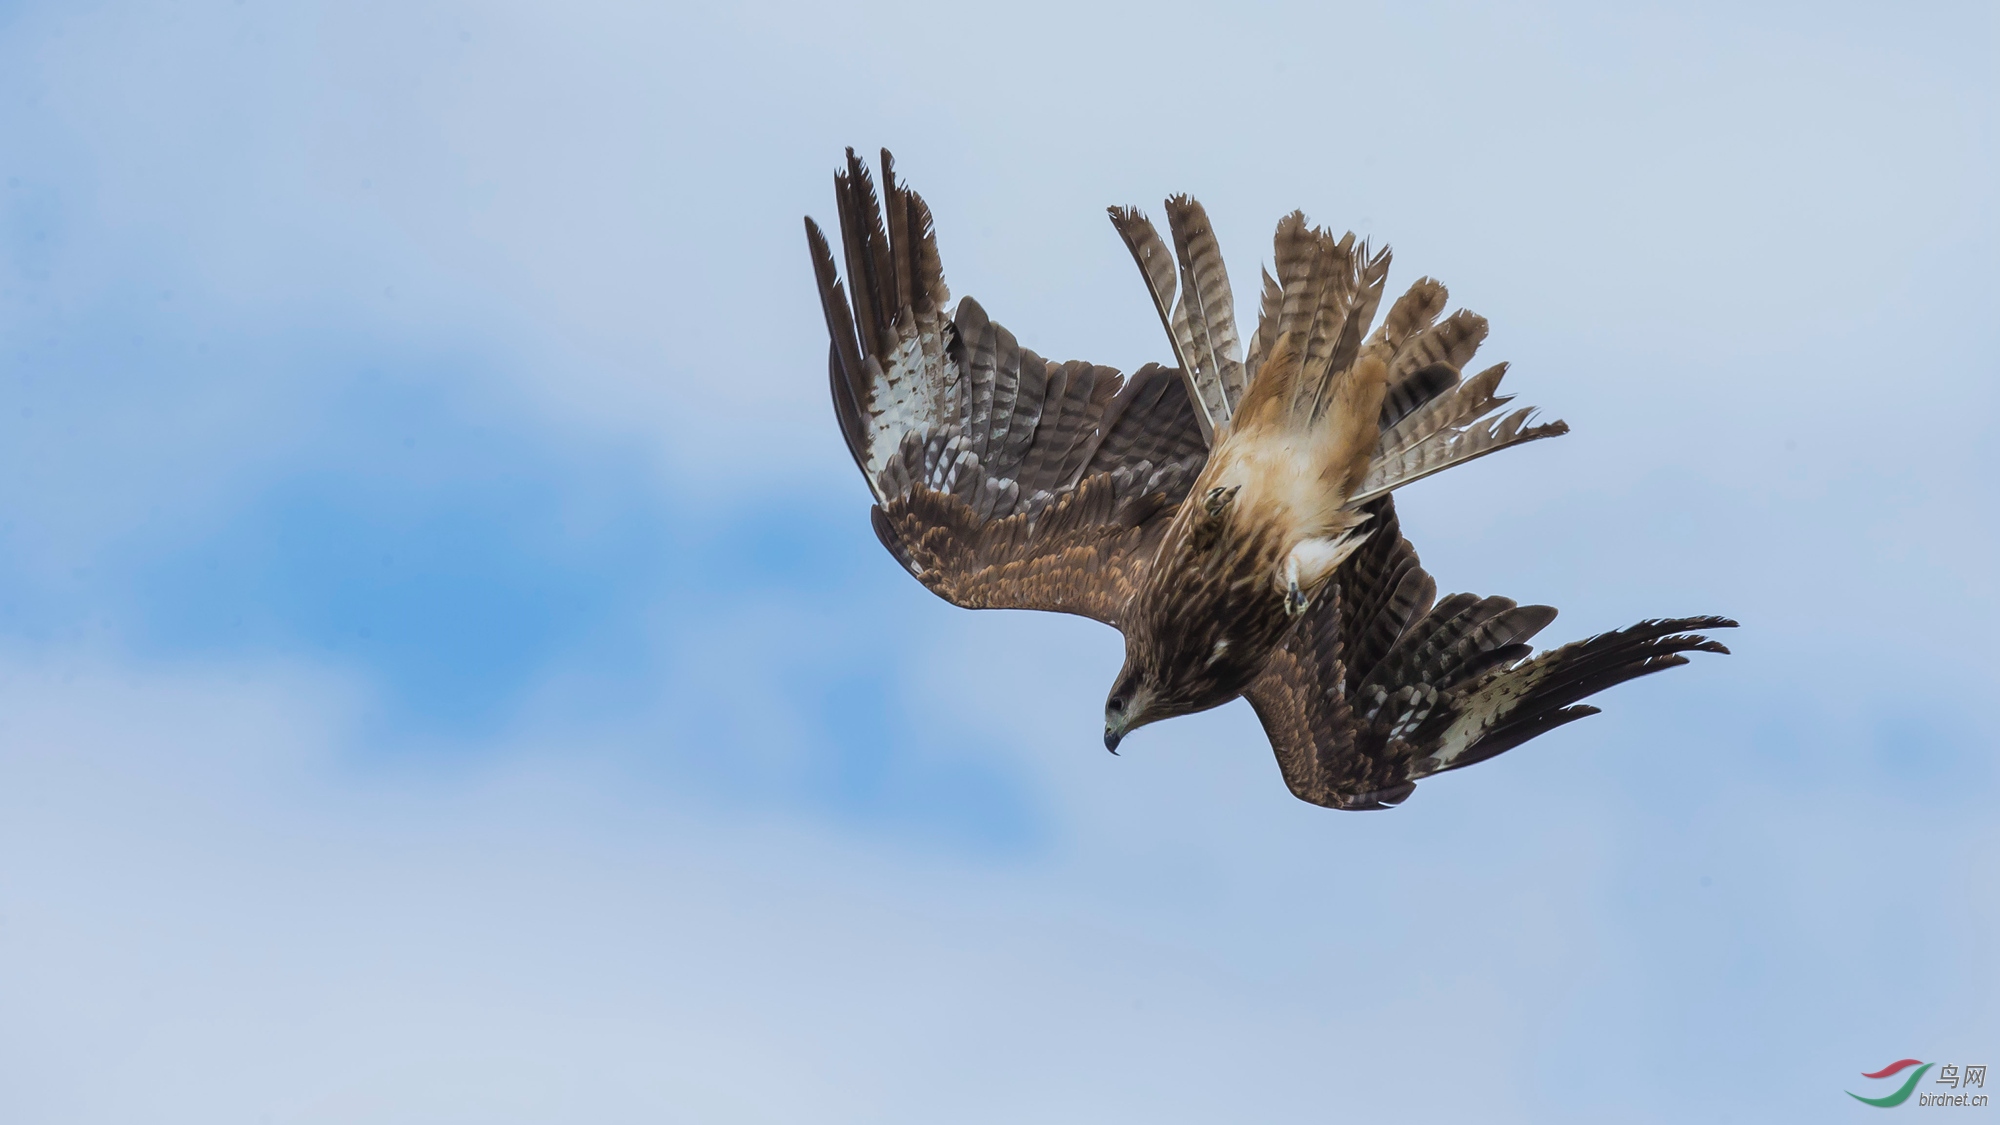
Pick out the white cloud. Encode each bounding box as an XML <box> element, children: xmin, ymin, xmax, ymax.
<box><xmin>2</xmin><ymin>639</ymin><xmax>1991</xmax><ymax>1122</ymax></box>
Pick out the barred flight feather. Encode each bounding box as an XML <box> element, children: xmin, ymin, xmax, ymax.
<box><xmin>1164</xmin><ymin>196</ymin><xmax>1248</xmax><ymax>415</ymax></box>
<box><xmin>1108</xmin><ymin>206</ymin><xmax>1221</xmax><ymax>443</ymax></box>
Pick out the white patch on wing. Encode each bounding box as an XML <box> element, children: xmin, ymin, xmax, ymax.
<box><xmin>1287</xmin><ymin>529</ymin><xmax>1373</xmax><ymax>591</ymax></box>
<box><xmin>1430</xmin><ymin>658</ymin><xmax>1555</xmax><ymax>765</ymax></box>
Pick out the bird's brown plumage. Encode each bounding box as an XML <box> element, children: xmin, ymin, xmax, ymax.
<box><xmin>808</xmin><ymin>148</ymin><xmax>1733</xmax><ymax>808</ymax></box>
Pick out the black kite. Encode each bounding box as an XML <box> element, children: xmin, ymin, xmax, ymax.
<box><xmin>806</xmin><ymin>149</ymin><xmax>1732</xmax><ymax>810</ymax></box>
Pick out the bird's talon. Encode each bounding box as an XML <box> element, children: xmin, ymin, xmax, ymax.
<box><xmin>1284</xmin><ymin>581</ymin><xmax>1309</xmax><ymax>618</ymax></box>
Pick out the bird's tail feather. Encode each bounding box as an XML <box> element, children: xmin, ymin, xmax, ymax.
<box><xmin>1225</xmin><ymin>217</ymin><xmax>1395</xmax><ymax>504</ymax></box>
<box><xmin>1106</xmin><ymin>198</ymin><xmax>1245</xmax><ymax>445</ymax></box>
<box><xmin>1349</xmin><ymin>361</ymin><xmax>1569</xmax><ymax>504</ymax></box>
<box><xmin>1242</xmin><ymin>213</ymin><xmax>1392</xmax><ymax>431</ymax></box>
<box><xmin>1229</xmin><ymin>214</ymin><xmax>1416</xmax><ymax>505</ymax></box>
<box><xmin>1121</xmin><ymin>203</ymin><xmax>1574</xmax><ymax>514</ymax></box>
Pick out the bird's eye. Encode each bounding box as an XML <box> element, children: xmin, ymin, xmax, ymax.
<box><xmin>1109</xmin><ymin>696</ymin><xmax>1126</xmax><ymax>712</ymax></box>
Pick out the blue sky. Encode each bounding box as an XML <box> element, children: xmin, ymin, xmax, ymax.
<box><xmin>0</xmin><ymin>1</ymin><xmax>1994</xmax><ymax>1121</ymax></box>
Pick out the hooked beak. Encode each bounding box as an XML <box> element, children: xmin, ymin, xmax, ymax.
<box><xmin>1103</xmin><ymin>723</ymin><xmax>1125</xmax><ymax>754</ymax></box>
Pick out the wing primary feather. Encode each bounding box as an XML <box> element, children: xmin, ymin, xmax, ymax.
<box><xmin>881</xmin><ymin>149</ymin><xmax>915</xmax><ymax>324</ymax></box>
<box><xmin>834</xmin><ymin>148</ymin><xmax>892</xmax><ymax>360</ymax></box>
<box><xmin>807</xmin><ymin>217</ymin><xmax>873</xmax><ymax>482</ymax></box>
<box><xmin>1429</xmin><ymin>617</ymin><xmax>1738</xmax><ymax>770</ymax></box>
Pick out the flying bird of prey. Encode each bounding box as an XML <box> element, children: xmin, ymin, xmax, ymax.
<box><xmin>806</xmin><ymin>148</ymin><xmax>1732</xmax><ymax>810</ymax></box>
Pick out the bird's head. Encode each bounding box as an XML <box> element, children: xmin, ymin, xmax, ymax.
<box><xmin>1103</xmin><ymin>649</ymin><xmax>1213</xmax><ymax>753</ymax></box>
<box><xmin>1105</xmin><ymin>618</ymin><xmax>1262</xmax><ymax>752</ymax></box>
<box><xmin>1102</xmin><ymin>662</ymin><xmax>1155</xmax><ymax>754</ymax></box>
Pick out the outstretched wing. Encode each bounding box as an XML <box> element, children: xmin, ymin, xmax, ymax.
<box><xmin>809</xmin><ymin>149</ymin><xmax>1207</xmax><ymax>627</ymax></box>
<box><xmin>1243</xmin><ymin>497</ymin><xmax>1734</xmax><ymax>810</ymax></box>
